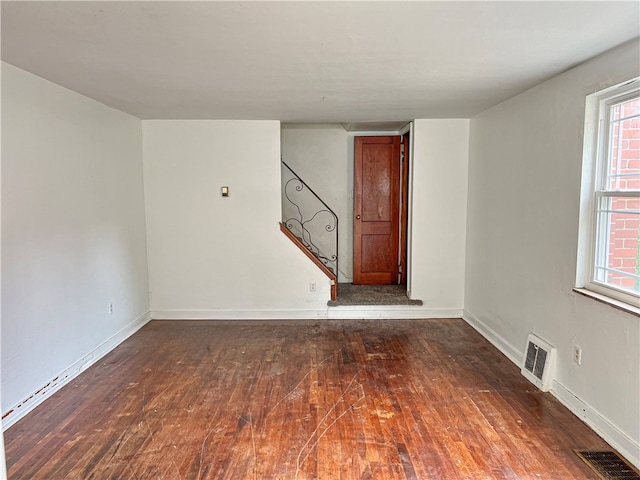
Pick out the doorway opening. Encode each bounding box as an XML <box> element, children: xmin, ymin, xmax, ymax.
<box><xmin>353</xmin><ymin>133</ymin><xmax>410</xmax><ymax>286</ymax></box>
<box><xmin>329</xmin><ymin>131</ymin><xmax>418</xmax><ymax>306</ymax></box>
<box><xmin>280</xmin><ymin>122</ymin><xmax>418</xmax><ymax>307</ymax></box>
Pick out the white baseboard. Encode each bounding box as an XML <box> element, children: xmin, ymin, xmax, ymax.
<box><xmin>151</xmin><ymin>307</ymin><xmax>463</xmax><ymax>320</ymax></box>
<box><xmin>2</xmin><ymin>311</ymin><xmax>151</xmax><ymax>431</ymax></box>
<box><xmin>462</xmin><ymin>309</ymin><xmax>523</xmax><ymax>365</ymax></box>
<box><xmin>551</xmin><ymin>381</ymin><xmax>640</xmax><ymax>469</ymax></box>
<box><xmin>327</xmin><ymin>306</ymin><xmax>463</xmax><ymax>319</ymax></box>
<box><xmin>462</xmin><ymin>309</ymin><xmax>640</xmax><ymax>470</ymax></box>
<box><xmin>151</xmin><ymin>309</ymin><xmax>328</xmax><ymax>320</ymax></box>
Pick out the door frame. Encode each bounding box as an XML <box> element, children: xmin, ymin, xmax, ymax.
<box><xmin>399</xmin><ymin>131</ymin><xmax>410</xmax><ymax>285</ymax></box>
<box><xmin>351</xmin><ymin>123</ymin><xmax>413</xmax><ymax>288</ymax></box>
<box><xmin>399</xmin><ymin>122</ymin><xmax>413</xmax><ymax>295</ymax></box>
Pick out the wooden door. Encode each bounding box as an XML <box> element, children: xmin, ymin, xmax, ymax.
<box><xmin>353</xmin><ymin>136</ymin><xmax>400</xmax><ymax>285</ymax></box>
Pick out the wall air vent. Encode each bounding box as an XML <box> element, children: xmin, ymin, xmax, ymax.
<box><xmin>521</xmin><ymin>334</ymin><xmax>556</xmax><ymax>391</ymax></box>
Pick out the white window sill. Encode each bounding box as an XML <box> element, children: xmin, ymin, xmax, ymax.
<box><xmin>573</xmin><ymin>288</ymin><xmax>640</xmax><ymax>317</ymax></box>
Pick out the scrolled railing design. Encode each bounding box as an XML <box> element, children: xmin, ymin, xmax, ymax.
<box><xmin>281</xmin><ymin>161</ymin><xmax>338</xmax><ymax>276</ymax></box>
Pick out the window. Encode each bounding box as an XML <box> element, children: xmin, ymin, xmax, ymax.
<box><xmin>581</xmin><ymin>81</ymin><xmax>639</xmax><ymax>306</ymax></box>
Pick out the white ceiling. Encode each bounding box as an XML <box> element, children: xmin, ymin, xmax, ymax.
<box><xmin>2</xmin><ymin>1</ymin><xmax>639</xmax><ymax>123</ymax></box>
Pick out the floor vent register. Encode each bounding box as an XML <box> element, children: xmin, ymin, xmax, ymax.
<box><xmin>575</xmin><ymin>450</ymin><xmax>640</xmax><ymax>480</ymax></box>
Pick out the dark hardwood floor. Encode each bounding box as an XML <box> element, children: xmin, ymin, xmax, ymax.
<box><xmin>5</xmin><ymin>319</ymin><xmax>612</xmax><ymax>479</ymax></box>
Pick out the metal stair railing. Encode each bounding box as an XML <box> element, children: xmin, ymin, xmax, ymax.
<box><xmin>281</xmin><ymin>161</ymin><xmax>338</xmax><ymax>277</ymax></box>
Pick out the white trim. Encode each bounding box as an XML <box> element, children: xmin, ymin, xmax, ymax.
<box><xmin>398</xmin><ymin>122</ymin><xmax>412</xmax><ymax>136</ymax></box>
<box><xmin>328</xmin><ymin>306</ymin><xmax>462</xmax><ymax>320</ymax></box>
<box><xmin>151</xmin><ymin>309</ymin><xmax>327</xmax><ymax>320</ymax></box>
<box><xmin>2</xmin><ymin>311</ymin><xmax>152</xmax><ymax>431</ymax></box>
<box><xmin>551</xmin><ymin>381</ymin><xmax>640</xmax><ymax>470</ymax></box>
<box><xmin>406</xmin><ymin>121</ymin><xmax>414</xmax><ymax>298</ymax></box>
<box><xmin>151</xmin><ymin>306</ymin><xmax>462</xmax><ymax>321</ymax></box>
<box><xmin>586</xmin><ymin>279</ymin><xmax>640</xmax><ymax>307</ymax></box>
<box><xmin>462</xmin><ymin>310</ymin><xmax>523</xmax><ymax>366</ymax></box>
<box><xmin>573</xmin><ymin>287</ymin><xmax>640</xmax><ymax>317</ymax></box>
<box><xmin>579</xmin><ymin>81</ymin><xmax>640</xmax><ymax>305</ymax></box>
<box><xmin>462</xmin><ymin>309</ymin><xmax>640</xmax><ymax>470</ymax></box>
<box><xmin>596</xmin><ymin>190</ymin><xmax>640</xmax><ymax>198</ymax></box>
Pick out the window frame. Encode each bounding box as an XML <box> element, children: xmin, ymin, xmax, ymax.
<box><xmin>581</xmin><ymin>81</ymin><xmax>640</xmax><ymax>306</ymax></box>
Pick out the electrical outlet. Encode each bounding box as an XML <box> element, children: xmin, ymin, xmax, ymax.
<box><xmin>573</xmin><ymin>345</ymin><xmax>582</xmax><ymax>365</ymax></box>
<box><xmin>309</xmin><ymin>282</ymin><xmax>317</xmax><ymax>292</ymax></box>
<box><xmin>109</xmin><ymin>303</ymin><xmax>114</xmax><ymax>316</ymax></box>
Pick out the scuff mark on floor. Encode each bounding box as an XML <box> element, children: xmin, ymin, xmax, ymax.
<box><xmin>295</xmin><ymin>369</ymin><xmax>366</xmax><ymax>478</ymax></box>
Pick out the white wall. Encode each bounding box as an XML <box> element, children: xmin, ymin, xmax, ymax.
<box><xmin>143</xmin><ymin>120</ymin><xmax>330</xmax><ymax>318</ymax></box>
<box><xmin>465</xmin><ymin>40</ymin><xmax>640</xmax><ymax>466</ymax></box>
<box><xmin>1</xmin><ymin>64</ymin><xmax>150</xmax><ymax>422</ymax></box>
<box><xmin>410</xmin><ymin>120</ymin><xmax>469</xmax><ymax>310</ymax></box>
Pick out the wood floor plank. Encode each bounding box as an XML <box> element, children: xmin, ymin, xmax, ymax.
<box><xmin>5</xmin><ymin>318</ymin><xmax>615</xmax><ymax>479</ymax></box>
